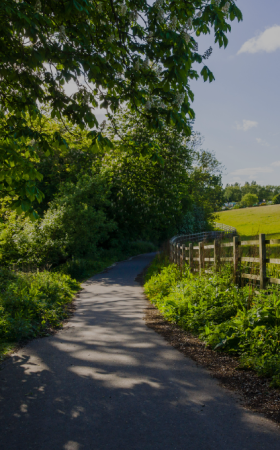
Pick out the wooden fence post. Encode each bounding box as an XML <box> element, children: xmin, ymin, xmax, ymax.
<box><xmin>214</xmin><ymin>239</ymin><xmax>219</xmax><ymax>271</ymax></box>
<box><xmin>173</xmin><ymin>243</ymin><xmax>176</xmax><ymax>263</ymax></box>
<box><xmin>176</xmin><ymin>243</ymin><xmax>180</xmax><ymax>266</ymax></box>
<box><xmin>189</xmin><ymin>243</ymin><xmax>193</xmax><ymax>273</ymax></box>
<box><xmin>182</xmin><ymin>244</ymin><xmax>185</xmax><ymax>270</ymax></box>
<box><xmin>259</xmin><ymin>233</ymin><xmax>266</xmax><ymax>289</ymax></box>
<box><xmin>233</xmin><ymin>236</ymin><xmax>239</xmax><ymax>285</ymax></box>
<box><xmin>199</xmin><ymin>242</ymin><xmax>204</xmax><ymax>275</ymax></box>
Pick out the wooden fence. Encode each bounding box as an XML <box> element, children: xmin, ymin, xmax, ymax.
<box><xmin>213</xmin><ymin>222</ymin><xmax>237</xmax><ymax>233</ymax></box>
<box><xmin>170</xmin><ymin>233</ymin><xmax>280</xmax><ymax>290</ymax></box>
<box><xmin>170</xmin><ymin>227</ymin><xmax>237</xmax><ymax>247</ymax></box>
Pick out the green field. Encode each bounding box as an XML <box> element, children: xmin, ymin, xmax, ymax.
<box><xmin>217</xmin><ymin>204</ymin><xmax>280</xmax><ymax>238</ymax></box>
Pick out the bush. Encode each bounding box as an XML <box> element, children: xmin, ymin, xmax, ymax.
<box><xmin>0</xmin><ymin>269</ymin><xmax>80</xmax><ymax>356</ymax></box>
<box><xmin>273</xmin><ymin>193</ymin><xmax>280</xmax><ymax>205</ymax></box>
<box><xmin>144</xmin><ymin>258</ymin><xmax>280</xmax><ymax>387</ymax></box>
<box><xmin>240</xmin><ymin>193</ymin><xmax>259</xmax><ymax>208</ymax></box>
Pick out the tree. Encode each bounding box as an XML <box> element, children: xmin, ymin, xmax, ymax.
<box><xmin>224</xmin><ymin>183</ymin><xmax>241</xmax><ymax>203</ymax></box>
<box><xmin>189</xmin><ymin>150</ymin><xmax>224</xmax><ymax>219</ymax></box>
<box><xmin>104</xmin><ymin>107</ymin><xmax>195</xmax><ymax>242</ymax></box>
<box><xmin>0</xmin><ymin>0</ymin><xmax>242</xmax><ymax>214</ymax></box>
<box><xmin>240</xmin><ymin>193</ymin><xmax>258</xmax><ymax>208</ymax></box>
<box><xmin>273</xmin><ymin>193</ymin><xmax>280</xmax><ymax>205</ymax></box>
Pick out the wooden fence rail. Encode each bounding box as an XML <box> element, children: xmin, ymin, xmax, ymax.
<box><xmin>170</xmin><ymin>233</ymin><xmax>280</xmax><ymax>290</ymax></box>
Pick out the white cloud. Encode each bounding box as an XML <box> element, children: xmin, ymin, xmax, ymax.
<box><xmin>238</xmin><ymin>25</ymin><xmax>280</xmax><ymax>55</ymax></box>
<box><xmin>271</xmin><ymin>161</ymin><xmax>280</xmax><ymax>167</ymax></box>
<box><xmin>231</xmin><ymin>167</ymin><xmax>274</xmax><ymax>178</ymax></box>
<box><xmin>256</xmin><ymin>138</ymin><xmax>270</xmax><ymax>147</ymax></box>
<box><xmin>235</xmin><ymin>119</ymin><xmax>258</xmax><ymax>132</ymax></box>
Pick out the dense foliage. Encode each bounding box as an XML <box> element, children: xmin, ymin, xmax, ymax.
<box><xmin>0</xmin><ymin>269</ymin><xmax>80</xmax><ymax>357</ymax></box>
<box><xmin>145</xmin><ymin>257</ymin><xmax>280</xmax><ymax>387</ymax></box>
<box><xmin>0</xmin><ymin>108</ymin><xmax>223</xmax><ymax>276</ymax></box>
<box><xmin>0</xmin><ymin>1</ymin><xmax>243</xmax><ymax>357</ymax></box>
<box><xmin>0</xmin><ymin>0</ymin><xmax>242</xmax><ymax>214</ymax></box>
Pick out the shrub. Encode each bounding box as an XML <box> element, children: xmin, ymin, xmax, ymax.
<box><xmin>273</xmin><ymin>193</ymin><xmax>280</xmax><ymax>205</ymax></box>
<box><xmin>0</xmin><ymin>269</ymin><xmax>80</xmax><ymax>355</ymax></box>
<box><xmin>144</xmin><ymin>258</ymin><xmax>280</xmax><ymax>386</ymax></box>
<box><xmin>240</xmin><ymin>193</ymin><xmax>259</xmax><ymax>207</ymax></box>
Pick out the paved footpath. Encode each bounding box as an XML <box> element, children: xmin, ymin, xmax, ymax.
<box><xmin>1</xmin><ymin>254</ymin><xmax>280</xmax><ymax>450</ymax></box>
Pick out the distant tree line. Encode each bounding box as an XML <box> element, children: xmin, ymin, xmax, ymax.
<box><xmin>223</xmin><ymin>181</ymin><xmax>280</xmax><ymax>205</ymax></box>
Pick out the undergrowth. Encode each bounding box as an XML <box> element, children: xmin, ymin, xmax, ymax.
<box><xmin>144</xmin><ymin>256</ymin><xmax>280</xmax><ymax>388</ymax></box>
<box><xmin>0</xmin><ymin>269</ymin><xmax>80</xmax><ymax>359</ymax></box>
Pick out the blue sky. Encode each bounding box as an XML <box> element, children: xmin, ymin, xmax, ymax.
<box><xmin>191</xmin><ymin>0</ymin><xmax>280</xmax><ymax>186</ymax></box>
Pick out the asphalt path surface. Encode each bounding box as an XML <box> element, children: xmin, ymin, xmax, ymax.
<box><xmin>1</xmin><ymin>253</ymin><xmax>280</xmax><ymax>450</ymax></box>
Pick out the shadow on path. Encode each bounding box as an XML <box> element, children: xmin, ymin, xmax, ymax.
<box><xmin>0</xmin><ymin>254</ymin><xmax>279</xmax><ymax>450</ymax></box>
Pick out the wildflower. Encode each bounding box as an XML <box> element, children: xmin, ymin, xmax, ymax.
<box><xmin>145</xmin><ymin>100</ymin><xmax>151</xmax><ymax>110</ymax></box>
<box><xmin>58</xmin><ymin>25</ymin><xmax>66</xmax><ymax>42</ymax></box>
<box><xmin>119</xmin><ymin>3</ymin><xmax>127</xmax><ymax>16</ymax></box>
<box><xmin>154</xmin><ymin>0</ymin><xmax>163</xmax><ymax>9</ymax></box>
<box><xmin>222</xmin><ymin>2</ymin><xmax>230</xmax><ymax>13</ymax></box>
<box><xmin>154</xmin><ymin>64</ymin><xmax>162</xmax><ymax>76</ymax></box>
<box><xmin>170</xmin><ymin>16</ymin><xmax>177</xmax><ymax>31</ymax></box>
<box><xmin>143</xmin><ymin>57</ymin><xmax>150</xmax><ymax>70</ymax></box>
<box><xmin>147</xmin><ymin>31</ymin><xmax>154</xmax><ymax>43</ymax></box>
<box><xmin>107</xmin><ymin>34</ymin><xmax>114</xmax><ymax>43</ymax></box>
<box><xmin>157</xmin><ymin>7</ymin><xmax>164</xmax><ymax>23</ymax></box>
<box><xmin>129</xmin><ymin>9</ymin><xmax>138</xmax><ymax>22</ymax></box>
<box><xmin>182</xmin><ymin>31</ymin><xmax>191</xmax><ymax>44</ymax></box>
<box><xmin>173</xmin><ymin>92</ymin><xmax>185</xmax><ymax>108</ymax></box>
<box><xmin>35</xmin><ymin>0</ymin><xmax>41</xmax><ymax>12</ymax></box>
<box><xmin>186</xmin><ymin>17</ymin><xmax>193</xmax><ymax>29</ymax></box>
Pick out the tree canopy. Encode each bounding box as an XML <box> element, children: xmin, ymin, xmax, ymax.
<box><xmin>0</xmin><ymin>0</ymin><xmax>242</xmax><ymax>215</ymax></box>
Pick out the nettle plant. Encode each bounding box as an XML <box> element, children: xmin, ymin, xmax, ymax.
<box><xmin>0</xmin><ymin>0</ymin><xmax>242</xmax><ymax>215</ymax></box>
